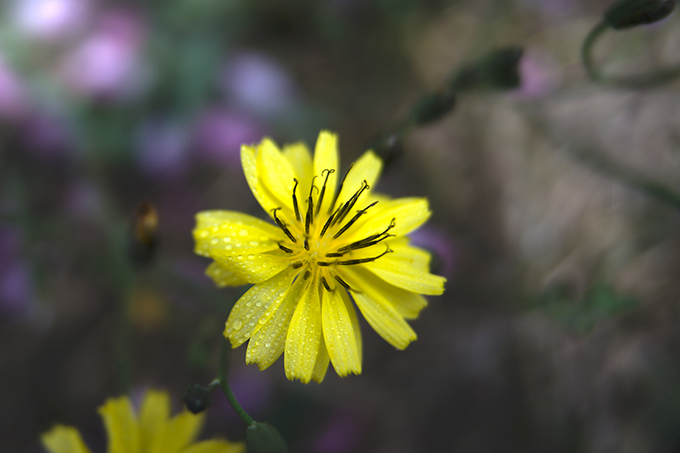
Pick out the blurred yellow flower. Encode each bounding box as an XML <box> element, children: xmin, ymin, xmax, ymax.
<box><xmin>194</xmin><ymin>131</ymin><xmax>446</xmax><ymax>383</ymax></box>
<box><xmin>41</xmin><ymin>390</ymin><xmax>244</xmax><ymax>453</ymax></box>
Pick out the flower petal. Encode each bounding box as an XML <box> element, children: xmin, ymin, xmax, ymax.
<box><xmin>340</xmin><ymin>288</ymin><xmax>363</xmax><ymax>365</ymax></box>
<box><xmin>241</xmin><ymin>143</ymin><xmax>295</xmax><ymax>222</ymax></box>
<box><xmin>225</xmin><ymin>266</ymin><xmax>299</xmax><ymax>347</ymax></box>
<box><xmin>322</xmin><ymin>288</ymin><xmax>361</xmax><ymax>376</ymax></box>
<box><xmin>194</xmin><ymin>211</ymin><xmax>283</xmax><ymax>258</ymax></box>
<box><xmin>310</xmin><ymin>334</ymin><xmax>330</xmax><ymax>383</ymax></box>
<box><xmin>285</xmin><ymin>279</ymin><xmax>321</xmax><ymax>383</ymax></box>
<box><xmin>139</xmin><ymin>390</ymin><xmax>170</xmax><ymax>453</ymax></box>
<box><xmin>338</xmin><ymin>267</ymin><xmax>417</xmax><ymax>349</ymax></box>
<box><xmin>183</xmin><ymin>440</ymin><xmax>245</xmax><ymax>453</ymax></box>
<box><xmin>163</xmin><ymin>411</ymin><xmax>205</xmax><ymax>453</ymax></box>
<box><xmin>365</xmin><ymin>254</ymin><xmax>445</xmax><ymax>295</ymax></box>
<box><xmin>332</xmin><ymin>151</ymin><xmax>382</xmax><ymax>211</ymax></box>
<box><xmin>313</xmin><ymin>131</ymin><xmax>339</xmax><ymax>215</ymax></box>
<box><xmin>246</xmin><ymin>274</ymin><xmax>308</xmax><ymax>370</ymax></box>
<box><xmin>283</xmin><ymin>142</ymin><xmax>314</xmax><ymax>197</ymax></box>
<box><xmin>348</xmin><ymin>198</ymin><xmax>430</xmax><ymax>242</ymax></box>
<box><xmin>98</xmin><ymin>396</ymin><xmax>141</xmax><ymax>453</ymax></box>
<box><xmin>356</xmin><ymin>266</ymin><xmax>428</xmax><ymax>319</ymax></box>
<box><xmin>256</xmin><ymin>138</ymin><xmax>299</xmax><ymax>221</ymax></box>
<box><xmin>205</xmin><ymin>262</ymin><xmax>249</xmax><ymax>287</ymax></box>
<box><xmin>41</xmin><ymin>425</ymin><xmax>92</xmax><ymax>453</ymax></box>
<box><xmin>385</xmin><ymin>237</ymin><xmax>432</xmax><ymax>272</ymax></box>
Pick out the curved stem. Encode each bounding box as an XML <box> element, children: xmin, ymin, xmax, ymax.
<box><xmin>218</xmin><ymin>337</ymin><xmax>255</xmax><ymax>426</ymax></box>
<box><xmin>581</xmin><ymin>20</ymin><xmax>680</xmax><ymax>88</ymax></box>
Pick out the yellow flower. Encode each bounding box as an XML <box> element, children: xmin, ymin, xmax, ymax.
<box><xmin>194</xmin><ymin>131</ymin><xmax>446</xmax><ymax>383</ymax></box>
<box><xmin>41</xmin><ymin>390</ymin><xmax>244</xmax><ymax>453</ymax></box>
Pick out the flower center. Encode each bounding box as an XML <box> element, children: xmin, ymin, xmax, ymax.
<box><xmin>271</xmin><ymin>167</ymin><xmax>395</xmax><ymax>291</ymax></box>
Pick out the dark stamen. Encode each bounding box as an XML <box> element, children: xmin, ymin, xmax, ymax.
<box><xmin>333</xmin><ymin>200</ymin><xmax>379</xmax><ymax>239</ymax></box>
<box><xmin>304</xmin><ymin>238</ymin><xmax>309</xmax><ymax>251</ymax></box>
<box><xmin>338</xmin><ymin>247</ymin><xmax>392</xmax><ymax>265</ymax></box>
<box><xmin>292</xmin><ymin>262</ymin><xmax>304</xmax><ymax>269</ymax></box>
<box><xmin>317</xmin><ymin>261</ymin><xmax>331</xmax><ymax>267</ymax></box>
<box><xmin>320</xmin><ymin>206</ymin><xmax>340</xmax><ymax>237</ymax></box>
<box><xmin>305</xmin><ymin>197</ymin><xmax>313</xmax><ymax>236</ymax></box>
<box><xmin>331</xmin><ymin>180</ymin><xmax>369</xmax><ymax>228</ymax></box>
<box><xmin>279</xmin><ymin>243</ymin><xmax>293</xmax><ymax>253</ymax></box>
<box><xmin>335</xmin><ymin>275</ymin><xmax>359</xmax><ymax>293</ymax></box>
<box><xmin>316</xmin><ymin>169</ymin><xmax>335</xmax><ymax>217</ymax></box>
<box><xmin>272</xmin><ymin>208</ymin><xmax>296</xmax><ymax>243</ymax></box>
<box><xmin>303</xmin><ymin>270</ymin><xmax>311</xmax><ymax>280</ymax></box>
<box><xmin>328</xmin><ymin>162</ymin><xmax>353</xmax><ymax>214</ymax></box>
<box><xmin>326</xmin><ymin>252</ymin><xmax>344</xmax><ymax>258</ymax></box>
<box><xmin>337</xmin><ymin>218</ymin><xmax>395</xmax><ymax>252</ymax></box>
<box><xmin>292</xmin><ymin>179</ymin><xmax>301</xmax><ymax>222</ymax></box>
<box><xmin>321</xmin><ymin>276</ymin><xmax>332</xmax><ymax>291</ymax></box>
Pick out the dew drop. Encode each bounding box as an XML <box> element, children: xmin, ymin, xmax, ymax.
<box><xmin>265</xmin><ymin>342</ymin><xmax>271</xmax><ymax>348</ymax></box>
<box><xmin>199</xmin><ymin>231</ymin><xmax>209</xmax><ymax>238</ymax></box>
<box><xmin>211</xmin><ymin>238</ymin><xmax>219</xmax><ymax>245</ymax></box>
<box><xmin>239</xmin><ymin>229</ymin><xmax>248</xmax><ymax>236</ymax></box>
<box><xmin>233</xmin><ymin>321</ymin><xmax>243</xmax><ymax>330</ymax></box>
<box><xmin>256</xmin><ymin>302</ymin><xmax>262</xmax><ymax>307</ymax></box>
<box><xmin>250</xmin><ymin>241</ymin><xmax>259</xmax><ymax>246</ymax></box>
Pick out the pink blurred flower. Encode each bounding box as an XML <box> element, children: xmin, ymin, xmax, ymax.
<box><xmin>512</xmin><ymin>48</ymin><xmax>561</xmax><ymax>99</ymax></box>
<box><xmin>0</xmin><ymin>55</ymin><xmax>30</xmax><ymax>120</ymax></box>
<box><xmin>12</xmin><ymin>0</ymin><xmax>89</xmax><ymax>41</ymax></box>
<box><xmin>60</xmin><ymin>9</ymin><xmax>149</xmax><ymax>101</ymax></box>
<box><xmin>221</xmin><ymin>53</ymin><xmax>296</xmax><ymax>116</ymax></box>
<box><xmin>193</xmin><ymin>107</ymin><xmax>265</xmax><ymax>165</ymax></box>
<box><xmin>409</xmin><ymin>226</ymin><xmax>457</xmax><ymax>279</ymax></box>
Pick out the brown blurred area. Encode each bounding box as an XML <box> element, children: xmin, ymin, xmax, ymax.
<box><xmin>4</xmin><ymin>0</ymin><xmax>680</xmax><ymax>452</ymax></box>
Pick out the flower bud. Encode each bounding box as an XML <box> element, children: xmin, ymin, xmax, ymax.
<box><xmin>128</xmin><ymin>201</ymin><xmax>159</xmax><ymax>266</ymax></box>
<box><xmin>246</xmin><ymin>422</ymin><xmax>289</xmax><ymax>453</ymax></box>
<box><xmin>411</xmin><ymin>91</ymin><xmax>456</xmax><ymax>125</ymax></box>
<box><xmin>604</xmin><ymin>0</ymin><xmax>676</xmax><ymax>29</ymax></box>
<box><xmin>183</xmin><ymin>384</ymin><xmax>213</xmax><ymax>414</ymax></box>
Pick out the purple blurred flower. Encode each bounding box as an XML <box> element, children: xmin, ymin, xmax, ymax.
<box><xmin>0</xmin><ymin>227</ymin><xmax>33</xmax><ymax>318</ymax></box>
<box><xmin>310</xmin><ymin>411</ymin><xmax>364</xmax><ymax>453</ymax></box>
<box><xmin>12</xmin><ymin>0</ymin><xmax>89</xmax><ymax>41</ymax></box>
<box><xmin>60</xmin><ymin>9</ymin><xmax>149</xmax><ymax>102</ymax></box>
<box><xmin>0</xmin><ymin>55</ymin><xmax>30</xmax><ymax>121</ymax></box>
<box><xmin>135</xmin><ymin>117</ymin><xmax>190</xmax><ymax>179</ymax></box>
<box><xmin>409</xmin><ymin>226</ymin><xmax>457</xmax><ymax>278</ymax></box>
<box><xmin>20</xmin><ymin>109</ymin><xmax>75</xmax><ymax>159</ymax></box>
<box><xmin>513</xmin><ymin>49</ymin><xmax>561</xmax><ymax>99</ymax></box>
<box><xmin>221</xmin><ymin>53</ymin><xmax>296</xmax><ymax>116</ymax></box>
<box><xmin>193</xmin><ymin>107</ymin><xmax>265</xmax><ymax>165</ymax></box>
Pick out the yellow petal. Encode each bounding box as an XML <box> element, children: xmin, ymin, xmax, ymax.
<box><xmin>313</xmin><ymin>131</ymin><xmax>339</xmax><ymax>215</ymax></box>
<box><xmin>205</xmin><ymin>262</ymin><xmax>249</xmax><ymax>287</ymax></box>
<box><xmin>224</xmin><ymin>266</ymin><xmax>299</xmax><ymax>347</ymax></box>
<box><xmin>246</xmin><ymin>274</ymin><xmax>308</xmax><ymax>370</ymax></box>
<box><xmin>338</xmin><ymin>267</ymin><xmax>417</xmax><ymax>349</ymax></box>
<box><xmin>322</xmin><ymin>288</ymin><xmax>361</xmax><ymax>376</ymax></box>
<box><xmin>208</xmin><ymin>251</ymin><xmax>291</xmax><ymax>285</ymax></box>
<box><xmin>182</xmin><ymin>439</ymin><xmax>246</xmax><ymax>453</ymax></box>
<box><xmin>347</xmin><ymin>198</ymin><xmax>430</xmax><ymax>242</ymax></box>
<box><xmin>310</xmin><ymin>334</ymin><xmax>330</xmax><ymax>383</ymax></box>
<box><xmin>353</xmin><ymin>266</ymin><xmax>428</xmax><ymax>319</ymax></box>
<box><xmin>194</xmin><ymin>211</ymin><xmax>283</xmax><ymax>258</ymax></box>
<box><xmin>163</xmin><ymin>411</ymin><xmax>205</xmax><ymax>453</ymax></box>
<box><xmin>285</xmin><ymin>279</ymin><xmax>321</xmax><ymax>383</ymax></box>
<box><xmin>139</xmin><ymin>390</ymin><xmax>170</xmax><ymax>453</ymax></box>
<box><xmin>282</xmin><ymin>142</ymin><xmax>314</xmax><ymax>198</ymax></box>
<box><xmin>256</xmin><ymin>138</ymin><xmax>298</xmax><ymax>221</ymax></box>
<box><xmin>98</xmin><ymin>396</ymin><xmax>141</xmax><ymax>453</ymax></box>
<box><xmin>332</xmin><ymin>151</ymin><xmax>382</xmax><ymax>212</ymax></box>
<box><xmin>41</xmin><ymin>425</ymin><xmax>92</xmax><ymax>453</ymax></box>
<box><xmin>340</xmin><ymin>289</ymin><xmax>362</xmax><ymax>365</ymax></box>
<box><xmin>365</xmin><ymin>254</ymin><xmax>445</xmax><ymax>295</ymax></box>
<box><xmin>241</xmin><ymin>143</ymin><xmax>295</xmax><ymax>223</ymax></box>
<box><xmin>385</xmin><ymin>237</ymin><xmax>432</xmax><ymax>272</ymax></box>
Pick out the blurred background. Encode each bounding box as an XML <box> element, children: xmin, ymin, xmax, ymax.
<box><xmin>3</xmin><ymin>0</ymin><xmax>680</xmax><ymax>451</ymax></box>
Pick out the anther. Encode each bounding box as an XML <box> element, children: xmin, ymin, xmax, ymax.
<box><xmin>333</xmin><ymin>200</ymin><xmax>379</xmax><ymax>239</ymax></box>
<box><xmin>279</xmin><ymin>243</ymin><xmax>293</xmax><ymax>253</ymax></box>
<box><xmin>304</xmin><ymin>238</ymin><xmax>309</xmax><ymax>251</ymax></box>
<box><xmin>316</xmin><ymin>169</ymin><xmax>335</xmax><ymax>217</ymax></box>
<box><xmin>337</xmin><ymin>247</ymin><xmax>392</xmax><ymax>265</ymax></box>
<box><xmin>305</xmin><ymin>197</ymin><xmax>313</xmax><ymax>235</ymax></box>
<box><xmin>321</xmin><ymin>276</ymin><xmax>332</xmax><ymax>291</ymax></box>
<box><xmin>316</xmin><ymin>261</ymin><xmax>331</xmax><ymax>266</ymax></box>
<box><xmin>335</xmin><ymin>275</ymin><xmax>359</xmax><ymax>293</ymax></box>
<box><xmin>328</xmin><ymin>162</ymin><xmax>353</xmax><ymax>214</ymax></box>
<box><xmin>292</xmin><ymin>179</ymin><xmax>301</xmax><ymax>222</ymax></box>
<box><xmin>292</xmin><ymin>262</ymin><xmax>304</xmax><ymax>269</ymax></box>
<box><xmin>303</xmin><ymin>270</ymin><xmax>311</xmax><ymax>280</ymax></box>
<box><xmin>272</xmin><ymin>208</ymin><xmax>297</xmax><ymax>243</ymax></box>
<box><xmin>337</xmin><ymin>217</ymin><xmax>395</xmax><ymax>252</ymax></box>
<box><xmin>331</xmin><ymin>180</ymin><xmax>369</xmax><ymax>228</ymax></box>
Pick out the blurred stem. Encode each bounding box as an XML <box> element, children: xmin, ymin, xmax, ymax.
<box><xmin>217</xmin><ymin>337</ymin><xmax>255</xmax><ymax>426</ymax></box>
<box><xmin>582</xmin><ymin>20</ymin><xmax>680</xmax><ymax>88</ymax></box>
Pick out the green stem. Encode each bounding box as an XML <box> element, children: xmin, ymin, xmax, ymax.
<box><xmin>581</xmin><ymin>20</ymin><xmax>680</xmax><ymax>88</ymax></box>
<box><xmin>218</xmin><ymin>337</ymin><xmax>255</xmax><ymax>426</ymax></box>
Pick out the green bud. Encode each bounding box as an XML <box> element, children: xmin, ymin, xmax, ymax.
<box><xmin>411</xmin><ymin>91</ymin><xmax>456</xmax><ymax>125</ymax></box>
<box><xmin>246</xmin><ymin>422</ymin><xmax>289</xmax><ymax>453</ymax></box>
<box><xmin>604</xmin><ymin>0</ymin><xmax>677</xmax><ymax>30</ymax></box>
<box><xmin>183</xmin><ymin>384</ymin><xmax>212</xmax><ymax>414</ymax></box>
